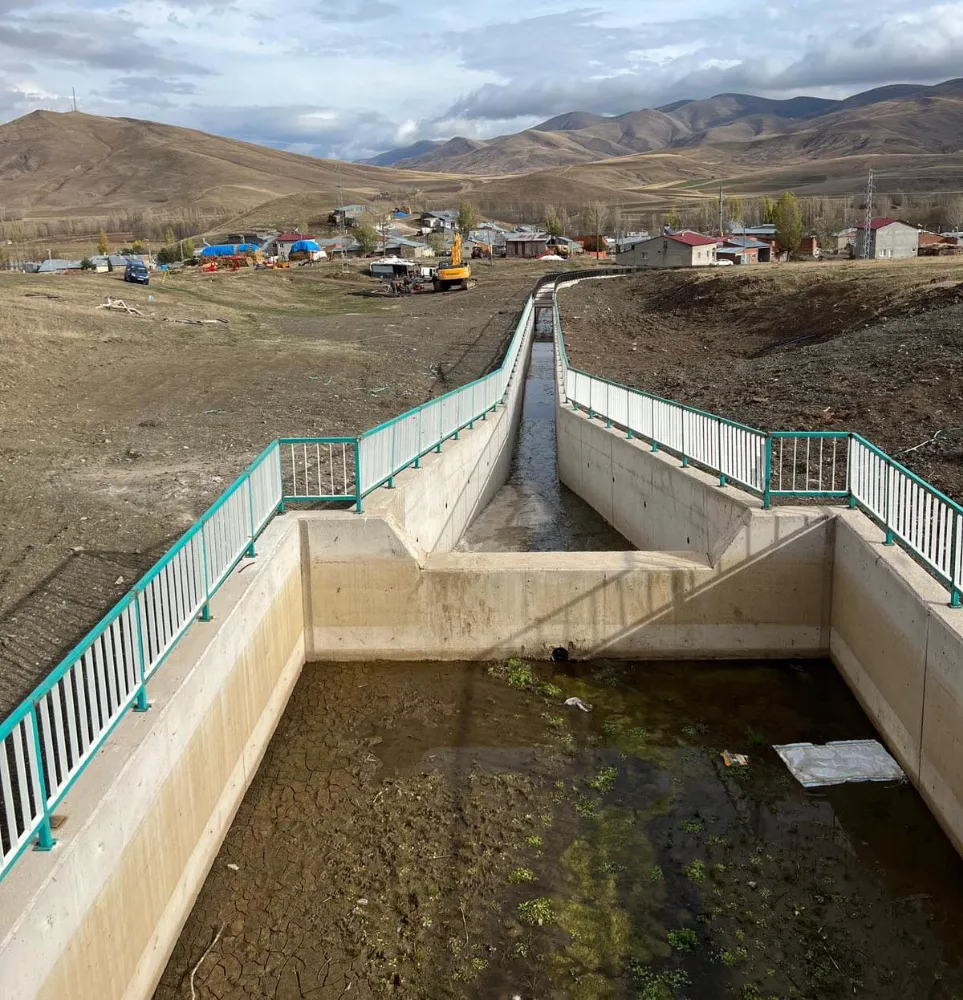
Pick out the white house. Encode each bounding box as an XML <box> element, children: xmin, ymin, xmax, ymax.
<box><xmin>854</xmin><ymin>218</ymin><xmax>920</xmax><ymax>259</ymax></box>
<box><xmin>615</xmin><ymin>232</ymin><xmax>718</xmax><ymax>267</ymax></box>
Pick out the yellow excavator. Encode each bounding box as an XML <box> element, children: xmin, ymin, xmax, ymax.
<box><xmin>433</xmin><ymin>233</ymin><xmax>473</xmax><ymax>292</ymax></box>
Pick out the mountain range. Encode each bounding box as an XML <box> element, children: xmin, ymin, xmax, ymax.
<box><xmin>4</xmin><ymin>77</ymin><xmax>963</xmax><ymax>229</ymax></box>
<box><xmin>366</xmin><ymin>79</ymin><xmax>963</xmax><ymax>174</ymax></box>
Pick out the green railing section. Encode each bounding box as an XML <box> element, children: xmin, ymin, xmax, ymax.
<box><xmin>551</xmin><ymin>272</ymin><xmax>963</xmax><ymax>606</ymax></box>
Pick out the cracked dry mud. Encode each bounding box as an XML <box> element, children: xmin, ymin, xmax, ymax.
<box><xmin>156</xmin><ymin>659</ymin><xmax>963</xmax><ymax>1000</ymax></box>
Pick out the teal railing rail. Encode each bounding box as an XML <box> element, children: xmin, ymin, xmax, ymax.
<box><xmin>552</xmin><ymin>272</ymin><xmax>963</xmax><ymax>607</ymax></box>
<box><xmin>0</xmin><ymin>283</ymin><xmax>540</xmax><ymax>881</ymax></box>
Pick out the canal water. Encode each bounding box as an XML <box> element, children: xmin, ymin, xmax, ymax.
<box><xmin>155</xmin><ymin>658</ymin><xmax>963</xmax><ymax>1000</ymax></box>
<box><xmin>457</xmin><ymin>340</ymin><xmax>631</xmax><ymax>552</ymax></box>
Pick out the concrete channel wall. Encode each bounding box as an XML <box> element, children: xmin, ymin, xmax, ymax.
<box><xmin>831</xmin><ymin>512</ymin><xmax>963</xmax><ymax>856</ymax></box>
<box><xmin>0</xmin><ymin>518</ymin><xmax>304</xmax><ymax>1000</ymax></box>
<box><xmin>304</xmin><ymin>403</ymin><xmax>834</xmax><ymax>659</ymax></box>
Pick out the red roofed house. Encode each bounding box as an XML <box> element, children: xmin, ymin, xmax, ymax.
<box><xmin>614</xmin><ymin>231</ymin><xmax>717</xmax><ymax>268</ymax></box>
<box><xmin>273</xmin><ymin>232</ymin><xmax>316</xmax><ymax>261</ymax></box>
<box><xmin>853</xmin><ymin>218</ymin><xmax>919</xmax><ymax>260</ymax></box>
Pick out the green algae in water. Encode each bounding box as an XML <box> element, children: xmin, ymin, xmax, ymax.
<box><xmin>548</xmin><ymin>811</ymin><xmax>669</xmax><ymax>999</ymax></box>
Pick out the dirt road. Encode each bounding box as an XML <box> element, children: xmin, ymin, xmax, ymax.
<box><xmin>0</xmin><ymin>261</ymin><xmax>555</xmax><ymax>715</ymax></box>
<box><xmin>559</xmin><ymin>259</ymin><xmax>963</xmax><ymax>500</ymax></box>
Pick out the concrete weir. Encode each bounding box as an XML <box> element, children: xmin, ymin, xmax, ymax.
<box><xmin>4</xmin><ymin>278</ymin><xmax>963</xmax><ymax>999</ymax></box>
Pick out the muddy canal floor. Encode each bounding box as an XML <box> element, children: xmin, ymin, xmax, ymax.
<box><xmin>156</xmin><ymin>660</ymin><xmax>963</xmax><ymax>1000</ymax></box>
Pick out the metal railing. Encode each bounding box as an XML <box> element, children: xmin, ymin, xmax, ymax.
<box><xmin>356</xmin><ymin>297</ymin><xmax>534</xmax><ymax>496</ymax></box>
<box><xmin>551</xmin><ymin>272</ymin><xmax>963</xmax><ymax>607</ymax></box>
<box><xmin>0</xmin><ymin>283</ymin><xmax>541</xmax><ymax>882</ymax></box>
<box><xmin>1</xmin><ymin>440</ymin><xmax>285</xmax><ymax>877</ymax></box>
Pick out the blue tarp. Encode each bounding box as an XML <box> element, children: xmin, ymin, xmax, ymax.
<box><xmin>290</xmin><ymin>240</ymin><xmax>321</xmax><ymax>253</ymax></box>
<box><xmin>200</xmin><ymin>243</ymin><xmax>258</xmax><ymax>257</ymax></box>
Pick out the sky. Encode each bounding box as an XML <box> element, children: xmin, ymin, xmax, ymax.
<box><xmin>2</xmin><ymin>0</ymin><xmax>963</xmax><ymax>160</ymax></box>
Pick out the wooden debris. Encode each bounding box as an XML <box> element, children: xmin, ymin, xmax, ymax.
<box><xmin>96</xmin><ymin>296</ymin><xmax>144</xmax><ymax>316</ymax></box>
<box><xmin>162</xmin><ymin>317</ymin><xmax>229</xmax><ymax>326</ymax></box>
<box><xmin>24</xmin><ymin>292</ymin><xmax>64</xmax><ymax>300</ymax></box>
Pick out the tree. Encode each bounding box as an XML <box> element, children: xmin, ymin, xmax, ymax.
<box><xmin>182</xmin><ymin>237</ymin><xmax>195</xmax><ymax>259</ymax></box>
<box><xmin>164</xmin><ymin>225</ymin><xmax>176</xmax><ymax>248</ymax></box>
<box><xmin>79</xmin><ymin>257</ymin><xmax>95</xmax><ymax>271</ymax></box>
<box><xmin>724</xmin><ymin>196</ymin><xmax>742</xmax><ymax>226</ymax></box>
<box><xmin>664</xmin><ymin>209</ymin><xmax>682</xmax><ymax>230</ymax></box>
<box><xmin>763</xmin><ymin>197</ymin><xmax>777</xmax><ymax>225</ymax></box>
<box><xmin>353</xmin><ymin>223</ymin><xmax>378</xmax><ymax>256</ymax></box>
<box><xmin>131</xmin><ymin>239</ymin><xmax>145</xmax><ymax>254</ymax></box>
<box><xmin>426</xmin><ymin>232</ymin><xmax>446</xmax><ymax>255</ymax></box>
<box><xmin>772</xmin><ymin>192</ymin><xmax>803</xmax><ymax>252</ymax></box>
<box><xmin>457</xmin><ymin>202</ymin><xmax>480</xmax><ymax>235</ymax></box>
<box><xmin>97</xmin><ymin>230</ymin><xmax>108</xmax><ymax>256</ymax></box>
<box><xmin>544</xmin><ymin>212</ymin><xmax>563</xmax><ymax>237</ymax></box>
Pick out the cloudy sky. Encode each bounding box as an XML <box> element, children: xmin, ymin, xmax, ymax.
<box><xmin>1</xmin><ymin>0</ymin><xmax>962</xmax><ymax>159</ymax></box>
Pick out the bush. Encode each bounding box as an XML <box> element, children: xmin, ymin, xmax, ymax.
<box><xmin>79</xmin><ymin>257</ymin><xmax>95</xmax><ymax>271</ymax></box>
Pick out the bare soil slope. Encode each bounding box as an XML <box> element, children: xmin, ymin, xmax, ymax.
<box><xmin>0</xmin><ymin>261</ymin><xmax>557</xmax><ymax>715</ymax></box>
<box><xmin>559</xmin><ymin>260</ymin><xmax>963</xmax><ymax>500</ymax></box>
<box><xmin>0</xmin><ymin>110</ymin><xmax>454</xmax><ymax>219</ymax></box>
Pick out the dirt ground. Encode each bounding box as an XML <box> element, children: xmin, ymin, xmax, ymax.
<box><xmin>559</xmin><ymin>259</ymin><xmax>963</xmax><ymax>501</ymax></box>
<box><xmin>0</xmin><ymin>260</ymin><xmax>558</xmax><ymax>716</ymax></box>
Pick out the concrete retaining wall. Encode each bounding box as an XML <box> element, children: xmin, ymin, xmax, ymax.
<box><xmin>361</xmin><ymin>319</ymin><xmax>532</xmax><ymax>557</ymax></box>
<box><xmin>305</xmin><ymin>398</ymin><xmax>833</xmax><ymax>660</ymax></box>
<box><xmin>831</xmin><ymin>512</ymin><xmax>963</xmax><ymax>856</ymax></box>
<box><xmin>0</xmin><ymin>517</ymin><xmax>304</xmax><ymax>1000</ymax></box>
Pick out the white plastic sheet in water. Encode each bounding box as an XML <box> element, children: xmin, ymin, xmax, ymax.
<box><xmin>773</xmin><ymin>739</ymin><xmax>904</xmax><ymax>788</ymax></box>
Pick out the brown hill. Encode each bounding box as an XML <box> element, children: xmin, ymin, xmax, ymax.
<box><xmin>0</xmin><ymin>110</ymin><xmax>452</xmax><ymax>220</ymax></box>
<box><xmin>373</xmin><ymin>79</ymin><xmax>963</xmax><ymax>175</ymax></box>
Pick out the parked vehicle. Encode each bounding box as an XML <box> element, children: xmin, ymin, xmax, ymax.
<box><xmin>124</xmin><ymin>261</ymin><xmax>150</xmax><ymax>284</ymax></box>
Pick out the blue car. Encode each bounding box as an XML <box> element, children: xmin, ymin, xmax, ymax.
<box><xmin>123</xmin><ymin>261</ymin><xmax>150</xmax><ymax>285</ymax></box>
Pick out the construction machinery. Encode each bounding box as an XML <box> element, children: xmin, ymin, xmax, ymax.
<box><xmin>433</xmin><ymin>233</ymin><xmax>473</xmax><ymax>292</ymax></box>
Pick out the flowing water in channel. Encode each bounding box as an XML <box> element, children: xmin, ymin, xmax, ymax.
<box><xmin>157</xmin><ymin>658</ymin><xmax>963</xmax><ymax>1000</ymax></box>
<box><xmin>457</xmin><ymin>339</ymin><xmax>632</xmax><ymax>552</ymax></box>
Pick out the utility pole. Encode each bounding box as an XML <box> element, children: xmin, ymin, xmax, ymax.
<box><xmin>861</xmin><ymin>168</ymin><xmax>875</xmax><ymax>260</ymax></box>
<box><xmin>71</xmin><ymin>88</ymin><xmax>78</xmax><ymax>113</ymax></box>
<box><xmin>336</xmin><ymin>165</ymin><xmax>348</xmax><ymax>273</ymax></box>
<box><xmin>718</xmin><ymin>186</ymin><xmax>725</xmax><ymax>238</ymax></box>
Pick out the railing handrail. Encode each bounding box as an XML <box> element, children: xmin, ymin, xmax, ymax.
<box><xmin>549</xmin><ymin>271</ymin><xmax>963</xmax><ymax>606</ymax></box>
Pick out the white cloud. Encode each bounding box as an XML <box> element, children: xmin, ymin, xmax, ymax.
<box><xmin>0</xmin><ymin>0</ymin><xmax>960</xmax><ymax>159</ymax></box>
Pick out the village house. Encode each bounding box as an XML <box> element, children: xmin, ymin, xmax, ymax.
<box><xmin>504</xmin><ymin>232</ymin><xmax>550</xmax><ymax>258</ymax></box>
<box><xmin>315</xmin><ymin>236</ymin><xmax>361</xmax><ymax>257</ymax></box>
<box><xmin>722</xmin><ymin>236</ymin><xmax>771</xmax><ymax>263</ymax></box>
<box><xmin>716</xmin><ymin>244</ymin><xmax>758</xmax><ymax>265</ymax></box>
<box><xmin>615</xmin><ymin>231</ymin><xmax>717</xmax><ymax>267</ymax></box>
<box><xmin>271</xmin><ymin>232</ymin><xmax>316</xmax><ymax>261</ymax></box>
<box><xmin>379</xmin><ymin>235</ymin><xmax>433</xmax><ymax>259</ymax></box>
<box><xmin>419</xmin><ymin>210</ymin><xmax>459</xmax><ymax>233</ymax></box>
<box><xmin>854</xmin><ymin>218</ymin><xmax>920</xmax><ymax>259</ymax></box>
